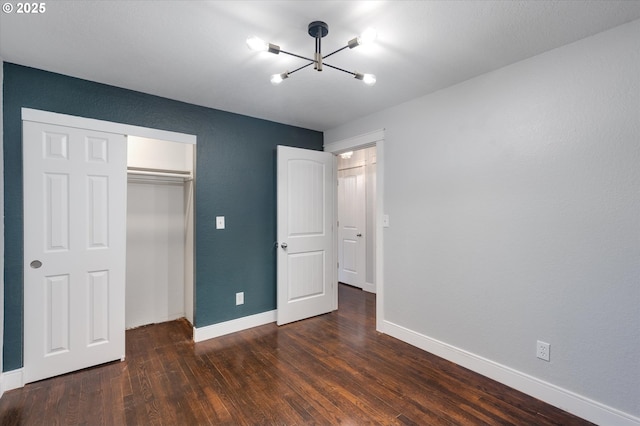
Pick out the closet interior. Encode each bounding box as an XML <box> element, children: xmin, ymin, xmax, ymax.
<box><xmin>125</xmin><ymin>136</ymin><xmax>195</xmax><ymax>329</ymax></box>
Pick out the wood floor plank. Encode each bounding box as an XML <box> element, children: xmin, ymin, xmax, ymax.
<box><xmin>0</xmin><ymin>284</ymin><xmax>594</xmax><ymax>425</ymax></box>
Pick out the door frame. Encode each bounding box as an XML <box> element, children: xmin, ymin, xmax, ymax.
<box><xmin>18</xmin><ymin>108</ymin><xmax>197</xmax><ymax>388</ymax></box>
<box><xmin>324</xmin><ymin>129</ymin><xmax>385</xmax><ymax>332</ymax></box>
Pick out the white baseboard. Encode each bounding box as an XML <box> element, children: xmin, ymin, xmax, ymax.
<box><xmin>1</xmin><ymin>368</ymin><xmax>24</xmax><ymax>395</ymax></box>
<box><xmin>380</xmin><ymin>320</ymin><xmax>639</xmax><ymax>426</ymax></box>
<box><xmin>193</xmin><ymin>310</ymin><xmax>277</xmax><ymax>342</ymax></box>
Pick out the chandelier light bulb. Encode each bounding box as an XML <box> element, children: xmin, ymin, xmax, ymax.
<box><xmin>357</xmin><ymin>27</ymin><xmax>377</xmax><ymax>46</ymax></box>
<box><xmin>362</xmin><ymin>73</ymin><xmax>376</xmax><ymax>86</ymax></box>
<box><xmin>246</xmin><ymin>36</ymin><xmax>268</xmax><ymax>51</ymax></box>
<box><xmin>355</xmin><ymin>72</ymin><xmax>376</xmax><ymax>86</ymax></box>
<box><xmin>270</xmin><ymin>72</ymin><xmax>289</xmax><ymax>85</ymax></box>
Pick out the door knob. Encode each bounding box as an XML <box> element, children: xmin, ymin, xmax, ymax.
<box><xmin>356</xmin><ymin>234</ymin><xmax>362</xmax><ymax>237</ymax></box>
<box><xmin>30</xmin><ymin>260</ymin><xmax>42</xmax><ymax>269</ymax></box>
<box><xmin>281</xmin><ymin>243</ymin><xmax>288</xmax><ymax>249</ymax></box>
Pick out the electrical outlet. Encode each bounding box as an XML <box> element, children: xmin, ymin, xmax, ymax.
<box><xmin>236</xmin><ymin>292</ymin><xmax>244</xmax><ymax>305</ymax></box>
<box><xmin>216</xmin><ymin>216</ymin><xmax>225</xmax><ymax>230</ymax></box>
<box><xmin>536</xmin><ymin>340</ymin><xmax>550</xmax><ymax>361</ymax></box>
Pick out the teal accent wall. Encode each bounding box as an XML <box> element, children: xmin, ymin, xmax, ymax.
<box><xmin>2</xmin><ymin>63</ymin><xmax>323</xmax><ymax>371</ymax></box>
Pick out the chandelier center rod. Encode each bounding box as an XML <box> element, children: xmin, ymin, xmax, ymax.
<box><xmin>308</xmin><ymin>21</ymin><xmax>329</xmax><ymax>72</ymax></box>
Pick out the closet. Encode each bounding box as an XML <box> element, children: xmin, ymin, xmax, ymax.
<box><xmin>125</xmin><ymin>136</ymin><xmax>195</xmax><ymax>329</ymax></box>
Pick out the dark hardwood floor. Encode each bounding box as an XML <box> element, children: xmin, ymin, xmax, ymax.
<box><xmin>0</xmin><ymin>284</ymin><xmax>592</xmax><ymax>425</ymax></box>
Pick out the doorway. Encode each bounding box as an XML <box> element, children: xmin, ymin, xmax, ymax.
<box><xmin>337</xmin><ymin>146</ymin><xmax>377</xmax><ymax>293</ymax></box>
<box><xmin>325</xmin><ymin>129</ymin><xmax>384</xmax><ymax>331</ymax></box>
<box><xmin>125</xmin><ymin>136</ymin><xmax>195</xmax><ymax>328</ymax></box>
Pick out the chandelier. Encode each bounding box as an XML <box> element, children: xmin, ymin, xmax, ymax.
<box><xmin>247</xmin><ymin>21</ymin><xmax>377</xmax><ymax>86</ymax></box>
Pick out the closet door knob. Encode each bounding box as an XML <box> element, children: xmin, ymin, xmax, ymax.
<box><xmin>281</xmin><ymin>243</ymin><xmax>288</xmax><ymax>249</ymax></box>
<box><xmin>30</xmin><ymin>260</ymin><xmax>43</xmax><ymax>269</ymax></box>
<box><xmin>356</xmin><ymin>233</ymin><xmax>362</xmax><ymax>237</ymax></box>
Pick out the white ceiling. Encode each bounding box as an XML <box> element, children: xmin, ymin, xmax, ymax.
<box><xmin>2</xmin><ymin>1</ymin><xmax>639</xmax><ymax>131</ymax></box>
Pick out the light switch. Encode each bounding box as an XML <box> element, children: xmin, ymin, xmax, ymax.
<box><xmin>383</xmin><ymin>214</ymin><xmax>390</xmax><ymax>228</ymax></box>
<box><xmin>216</xmin><ymin>216</ymin><xmax>225</xmax><ymax>229</ymax></box>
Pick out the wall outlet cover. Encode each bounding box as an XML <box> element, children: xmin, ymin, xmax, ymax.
<box><xmin>536</xmin><ymin>340</ymin><xmax>550</xmax><ymax>361</ymax></box>
<box><xmin>216</xmin><ymin>216</ymin><xmax>225</xmax><ymax>229</ymax></box>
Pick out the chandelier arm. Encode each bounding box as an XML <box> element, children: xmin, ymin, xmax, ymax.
<box><xmin>322</xmin><ymin>62</ymin><xmax>357</xmax><ymax>77</ymax></box>
<box><xmin>279</xmin><ymin>49</ymin><xmax>316</xmax><ymax>63</ymax></box>
<box><xmin>288</xmin><ymin>62</ymin><xmax>315</xmax><ymax>75</ymax></box>
<box><xmin>322</xmin><ymin>45</ymin><xmax>349</xmax><ymax>60</ymax></box>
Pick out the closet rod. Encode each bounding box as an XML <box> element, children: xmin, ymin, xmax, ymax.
<box><xmin>127</xmin><ymin>167</ymin><xmax>192</xmax><ymax>179</ymax></box>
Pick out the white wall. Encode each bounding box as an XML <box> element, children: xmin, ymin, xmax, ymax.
<box><xmin>128</xmin><ymin>136</ymin><xmax>193</xmax><ymax>172</ymax></box>
<box><xmin>326</xmin><ymin>20</ymin><xmax>640</xmax><ymax>423</ymax></box>
<box><xmin>0</xmin><ymin>58</ymin><xmax>5</xmax><ymax>392</ymax></box>
<box><xmin>364</xmin><ymin>148</ymin><xmax>377</xmax><ymax>288</ymax></box>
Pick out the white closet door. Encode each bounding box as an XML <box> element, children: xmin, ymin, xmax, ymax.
<box><xmin>23</xmin><ymin>121</ymin><xmax>126</xmax><ymax>384</ymax></box>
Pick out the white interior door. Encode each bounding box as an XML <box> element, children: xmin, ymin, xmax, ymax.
<box><xmin>338</xmin><ymin>166</ymin><xmax>366</xmax><ymax>288</ymax></box>
<box><xmin>277</xmin><ymin>146</ymin><xmax>335</xmax><ymax>326</ymax></box>
<box><xmin>23</xmin><ymin>121</ymin><xmax>127</xmax><ymax>384</ymax></box>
